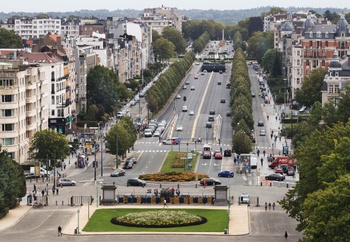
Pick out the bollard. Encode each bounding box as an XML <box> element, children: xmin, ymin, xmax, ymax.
<box><xmin>177</xmin><ymin>183</ymin><xmax>179</xmax><ymax>189</ymax></box>
<box><xmin>224</xmin><ymin>228</ymin><xmax>228</xmax><ymax>234</ymax></box>
<box><xmin>159</xmin><ymin>184</ymin><xmax>162</xmax><ymax>188</ymax></box>
<box><xmin>286</xmin><ymin>183</ymin><xmax>289</xmax><ymax>188</ymax></box>
<box><xmin>62</xmin><ymin>201</ymin><xmax>64</xmax><ymax>205</ymax></box>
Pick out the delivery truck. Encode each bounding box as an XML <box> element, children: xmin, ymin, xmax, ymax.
<box><xmin>268</xmin><ymin>156</ymin><xmax>295</xmax><ymax>169</ymax></box>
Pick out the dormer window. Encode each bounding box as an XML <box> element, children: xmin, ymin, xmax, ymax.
<box><xmin>309</xmin><ymin>31</ymin><xmax>313</xmax><ymax>38</ymax></box>
<box><xmin>316</xmin><ymin>31</ymin><xmax>321</xmax><ymax>38</ymax></box>
<box><xmin>325</xmin><ymin>31</ymin><xmax>329</xmax><ymax>38</ymax></box>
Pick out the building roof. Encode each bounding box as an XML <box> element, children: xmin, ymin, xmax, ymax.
<box><xmin>336</xmin><ymin>14</ymin><xmax>349</xmax><ymax>33</ymax></box>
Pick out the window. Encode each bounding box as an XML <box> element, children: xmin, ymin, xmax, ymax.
<box><xmin>1</xmin><ymin>95</ymin><xmax>14</xmax><ymax>102</ymax></box>
<box><xmin>2</xmin><ymin>123</ymin><xmax>14</xmax><ymax>131</ymax></box>
<box><xmin>2</xmin><ymin>138</ymin><xmax>14</xmax><ymax>146</ymax></box>
<box><xmin>329</xmin><ymin>85</ymin><xmax>334</xmax><ymax>94</ymax></box>
<box><xmin>2</xmin><ymin>109</ymin><xmax>14</xmax><ymax>117</ymax></box>
<box><xmin>297</xmin><ymin>78</ymin><xmax>300</xmax><ymax>85</ymax></box>
<box><xmin>335</xmin><ymin>85</ymin><xmax>339</xmax><ymax>93</ymax></box>
<box><xmin>51</xmin><ymin>110</ymin><xmax>55</xmax><ymax>116</ymax></box>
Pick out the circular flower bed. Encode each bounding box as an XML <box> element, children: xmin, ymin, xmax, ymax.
<box><xmin>111</xmin><ymin>210</ymin><xmax>207</xmax><ymax>228</ymax></box>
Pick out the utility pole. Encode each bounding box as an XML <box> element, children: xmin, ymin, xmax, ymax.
<box><xmin>94</xmin><ymin>142</ymin><xmax>97</xmax><ymax>181</ymax></box>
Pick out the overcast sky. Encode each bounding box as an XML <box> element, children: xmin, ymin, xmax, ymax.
<box><xmin>1</xmin><ymin>0</ymin><xmax>349</xmax><ymax>13</ymax></box>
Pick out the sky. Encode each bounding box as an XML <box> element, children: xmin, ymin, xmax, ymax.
<box><xmin>0</xmin><ymin>0</ymin><xmax>349</xmax><ymax>13</ymax></box>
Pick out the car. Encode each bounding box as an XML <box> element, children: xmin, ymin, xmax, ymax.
<box><xmin>25</xmin><ymin>173</ymin><xmax>42</xmax><ymax>179</ymax></box>
<box><xmin>220</xmin><ymin>98</ymin><xmax>226</xmax><ymax>103</ymax></box>
<box><xmin>239</xmin><ymin>193</ymin><xmax>250</xmax><ymax>204</ymax></box>
<box><xmin>195</xmin><ymin>62</ymin><xmax>200</xmax><ymax>66</ymax></box>
<box><xmin>203</xmin><ymin>70</ymin><xmax>208</xmax><ymax>73</ymax></box>
<box><xmin>209</xmin><ymin>110</ymin><xmax>215</xmax><ymax>115</ymax></box>
<box><xmin>123</xmin><ymin>160</ymin><xmax>134</xmax><ymax>169</ymax></box>
<box><xmin>201</xmin><ymin>72</ymin><xmax>205</xmax><ymax>75</ymax></box>
<box><xmin>275</xmin><ymin>168</ymin><xmax>284</xmax><ymax>175</ymax></box>
<box><xmin>251</xmin><ymin>93</ymin><xmax>256</xmax><ymax>98</ymax></box>
<box><xmin>182</xmin><ymin>106</ymin><xmax>188</xmax><ymax>112</ymax></box>
<box><xmin>182</xmin><ymin>85</ymin><xmax>187</xmax><ymax>89</ymax></box>
<box><xmin>217</xmin><ymin>81</ymin><xmax>221</xmax><ymax>85</ymax></box>
<box><xmin>110</xmin><ymin>169</ymin><xmax>126</xmax><ymax>177</ymax></box>
<box><xmin>206</xmin><ymin>122</ymin><xmax>212</xmax><ymax>128</ymax></box>
<box><xmin>219</xmin><ymin>70</ymin><xmax>223</xmax><ymax>74</ymax></box>
<box><xmin>224</xmin><ymin>149</ymin><xmax>232</xmax><ymax>157</ymax></box>
<box><xmin>190</xmin><ymin>86</ymin><xmax>195</xmax><ymax>90</ymax></box>
<box><xmin>162</xmin><ymin>137</ymin><xmax>181</xmax><ymax>145</ymax></box>
<box><xmin>200</xmin><ymin>178</ymin><xmax>221</xmax><ymax>186</ymax></box>
<box><xmin>218</xmin><ymin>170</ymin><xmax>234</xmax><ymax>178</ymax></box>
<box><xmin>176</xmin><ymin>94</ymin><xmax>181</xmax><ymax>99</ymax></box>
<box><xmin>208</xmin><ymin>116</ymin><xmax>214</xmax><ymax>121</ymax></box>
<box><xmin>176</xmin><ymin>125</ymin><xmax>183</xmax><ymax>131</ymax></box>
<box><xmin>57</xmin><ymin>178</ymin><xmax>76</xmax><ymax>186</ymax></box>
<box><xmin>127</xmin><ymin>178</ymin><xmax>146</xmax><ymax>187</ymax></box>
<box><xmin>185</xmin><ymin>80</ymin><xmax>190</xmax><ymax>85</ymax></box>
<box><xmin>144</xmin><ymin>129</ymin><xmax>153</xmax><ymax>137</ymax></box>
<box><xmin>214</xmin><ymin>150</ymin><xmax>223</xmax><ymax>159</ymax></box>
<box><xmin>257</xmin><ymin>121</ymin><xmax>264</xmax><ymax>126</ymax></box>
<box><xmin>126</xmin><ymin>157</ymin><xmax>137</xmax><ymax>164</ymax></box>
<box><xmin>153</xmin><ymin>130</ymin><xmax>161</xmax><ymax>137</ymax></box>
<box><xmin>194</xmin><ymin>74</ymin><xmax>199</xmax><ymax>79</ymax></box>
<box><xmin>265</xmin><ymin>173</ymin><xmax>285</xmax><ymax>181</ymax></box>
<box><xmin>226</xmin><ymin>111</ymin><xmax>231</xmax><ymax>117</ymax></box>
<box><xmin>189</xmin><ymin>110</ymin><xmax>195</xmax><ymax>115</ymax></box>
<box><xmin>260</xmin><ymin>130</ymin><xmax>266</xmax><ymax>136</ymax></box>
<box><xmin>287</xmin><ymin>167</ymin><xmax>295</xmax><ymax>176</ymax></box>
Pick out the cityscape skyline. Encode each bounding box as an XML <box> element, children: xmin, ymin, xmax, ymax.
<box><xmin>1</xmin><ymin>0</ymin><xmax>349</xmax><ymax>13</ymax></box>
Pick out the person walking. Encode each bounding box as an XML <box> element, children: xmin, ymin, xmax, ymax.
<box><xmin>203</xmin><ymin>179</ymin><xmax>207</xmax><ymax>187</ymax></box>
<box><xmin>163</xmin><ymin>199</ymin><xmax>168</xmax><ymax>208</ymax></box>
<box><xmin>272</xmin><ymin>202</ymin><xmax>276</xmax><ymax>210</ymax></box>
<box><xmin>33</xmin><ymin>184</ymin><xmax>37</xmax><ymax>194</ymax></box>
<box><xmin>58</xmin><ymin>225</ymin><xmax>62</xmax><ymax>236</ymax></box>
<box><xmin>284</xmin><ymin>231</ymin><xmax>288</xmax><ymax>241</ymax></box>
<box><xmin>265</xmin><ymin>202</ymin><xmax>267</xmax><ymax>211</ymax></box>
<box><xmin>263</xmin><ymin>150</ymin><xmax>266</xmax><ymax>156</ymax></box>
<box><xmin>268</xmin><ymin>202</ymin><xmax>271</xmax><ymax>210</ymax></box>
<box><xmin>257</xmin><ymin>149</ymin><xmax>260</xmax><ymax>156</ymax></box>
<box><xmin>260</xmin><ymin>158</ymin><xmax>263</xmax><ymax>166</ymax></box>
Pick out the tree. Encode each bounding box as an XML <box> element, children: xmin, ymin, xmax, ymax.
<box><xmin>0</xmin><ymin>28</ymin><xmax>23</xmax><ymax>48</ymax></box>
<box><xmin>28</xmin><ymin>129</ymin><xmax>70</xmax><ymax>163</ymax></box>
<box><xmin>232</xmin><ymin>130</ymin><xmax>252</xmax><ymax>155</ymax></box>
<box><xmin>87</xmin><ymin>65</ymin><xmax>118</xmax><ymax>114</ymax></box>
<box><xmin>294</xmin><ymin>68</ymin><xmax>327</xmax><ymax>108</ymax></box>
<box><xmin>247</xmin><ymin>17</ymin><xmax>263</xmax><ymax>38</ymax></box>
<box><xmin>161</xmin><ymin>27</ymin><xmax>187</xmax><ymax>55</ymax></box>
<box><xmin>152</xmin><ymin>37</ymin><xmax>176</xmax><ymax>62</ymax></box>
<box><xmin>0</xmin><ymin>147</ymin><xmax>26</xmax><ymax>215</ymax></box>
<box><xmin>247</xmin><ymin>31</ymin><xmax>273</xmax><ymax>63</ymax></box>
<box><xmin>87</xmin><ymin>104</ymin><xmax>98</xmax><ymax>121</ymax></box>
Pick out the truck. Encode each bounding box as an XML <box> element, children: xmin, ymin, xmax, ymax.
<box><xmin>268</xmin><ymin>156</ymin><xmax>295</xmax><ymax>169</ymax></box>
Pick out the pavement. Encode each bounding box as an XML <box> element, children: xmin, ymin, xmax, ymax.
<box><xmin>0</xmin><ymin>70</ymin><xmax>293</xmax><ymax>236</ymax></box>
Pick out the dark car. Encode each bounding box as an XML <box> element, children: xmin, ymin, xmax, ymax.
<box><xmin>218</xmin><ymin>170</ymin><xmax>234</xmax><ymax>178</ymax></box>
<box><xmin>257</xmin><ymin>121</ymin><xmax>264</xmax><ymax>126</ymax></box>
<box><xmin>265</xmin><ymin>173</ymin><xmax>285</xmax><ymax>181</ymax></box>
<box><xmin>110</xmin><ymin>169</ymin><xmax>126</xmax><ymax>177</ymax></box>
<box><xmin>200</xmin><ymin>178</ymin><xmax>221</xmax><ymax>186</ymax></box>
<box><xmin>251</xmin><ymin>93</ymin><xmax>256</xmax><ymax>98</ymax></box>
<box><xmin>126</xmin><ymin>156</ymin><xmax>137</xmax><ymax>164</ymax></box>
<box><xmin>209</xmin><ymin>110</ymin><xmax>215</xmax><ymax>115</ymax></box>
<box><xmin>123</xmin><ymin>160</ymin><xmax>134</xmax><ymax>169</ymax></box>
<box><xmin>127</xmin><ymin>178</ymin><xmax>146</xmax><ymax>187</ymax></box>
<box><xmin>206</xmin><ymin>122</ymin><xmax>212</xmax><ymax>128</ymax></box>
<box><xmin>226</xmin><ymin>111</ymin><xmax>231</xmax><ymax>117</ymax></box>
<box><xmin>220</xmin><ymin>98</ymin><xmax>226</xmax><ymax>103</ymax></box>
<box><xmin>224</xmin><ymin>149</ymin><xmax>232</xmax><ymax>157</ymax></box>
<box><xmin>208</xmin><ymin>116</ymin><xmax>214</xmax><ymax>121</ymax></box>
<box><xmin>25</xmin><ymin>173</ymin><xmax>41</xmax><ymax>179</ymax></box>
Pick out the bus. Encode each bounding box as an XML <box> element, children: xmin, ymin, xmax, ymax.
<box><xmin>239</xmin><ymin>154</ymin><xmax>257</xmax><ymax>169</ymax></box>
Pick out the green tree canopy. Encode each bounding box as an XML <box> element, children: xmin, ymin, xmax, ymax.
<box><xmin>162</xmin><ymin>27</ymin><xmax>187</xmax><ymax>55</ymax></box>
<box><xmin>152</xmin><ymin>37</ymin><xmax>176</xmax><ymax>62</ymax></box>
<box><xmin>0</xmin><ymin>28</ymin><xmax>23</xmax><ymax>48</ymax></box>
<box><xmin>28</xmin><ymin>129</ymin><xmax>70</xmax><ymax>162</ymax></box>
<box><xmin>87</xmin><ymin>65</ymin><xmax>118</xmax><ymax>114</ymax></box>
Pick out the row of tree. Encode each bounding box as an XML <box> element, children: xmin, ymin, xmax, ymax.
<box><xmin>105</xmin><ymin>115</ymin><xmax>137</xmax><ymax>163</ymax></box>
<box><xmin>145</xmin><ymin>51</ymin><xmax>196</xmax><ymax>115</ymax></box>
<box><xmin>229</xmin><ymin>47</ymin><xmax>254</xmax><ymax>155</ymax></box>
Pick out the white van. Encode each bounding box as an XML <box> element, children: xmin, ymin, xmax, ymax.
<box><xmin>239</xmin><ymin>193</ymin><xmax>250</xmax><ymax>205</ymax></box>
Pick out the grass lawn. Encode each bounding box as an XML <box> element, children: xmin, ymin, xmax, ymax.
<box><xmin>160</xmin><ymin>151</ymin><xmax>200</xmax><ymax>173</ymax></box>
<box><xmin>83</xmin><ymin>208</ymin><xmax>228</xmax><ymax>232</ymax></box>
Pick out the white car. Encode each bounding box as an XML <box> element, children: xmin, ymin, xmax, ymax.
<box><xmin>144</xmin><ymin>129</ymin><xmax>153</xmax><ymax>137</ymax></box>
<box><xmin>176</xmin><ymin>125</ymin><xmax>183</xmax><ymax>131</ymax></box>
<box><xmin>182</xmin><ymin>85</ymin><xmax>187</xmax><ymax>89</ymax></box>
<box><xmin>191</xmin><ymin>86</ymin><xmax>195</xmax><ymax>90</ymax></box>
<box><xmin>182</xmin><ymin>106</ymin><xmax>188</xmax><ymax>112</ymax></box>
<box><xmin>189</xmin><ymin>110</ymin><xmax>194</xmax><ymax>115</ymax></box>
<box><xmin>176</xmin><ymin>94</ymin><xmax>181</xmax><ymax>99</ymax></box>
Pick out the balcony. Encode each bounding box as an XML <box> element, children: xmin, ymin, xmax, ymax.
<box><xmin>26</xmin><ymin>96</ymin><xmax>36</xmax><ymax>104</ymax></box>
<box><xmin>26</xmin><ymin>109</ymin><xmax>36</xmax><ymax>117</ymax></box>
<box><xmin>26</xmin><ymin>122</ymin><xmax>36</xmax><ymax>131</ymax></box>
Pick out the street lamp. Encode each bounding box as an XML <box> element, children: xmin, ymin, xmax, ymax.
<box><xmin>77</xmin><ymin>209</ymin><xmax>80</xmax><ymax>234</ymax></box>
<box><xmin>100</xmin><ymin>126</ymin><xmax>103</xmax><ymax>177</ymax></box>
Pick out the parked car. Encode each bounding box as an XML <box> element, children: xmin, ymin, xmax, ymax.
<box><xmin>57</xmin><ymin>178</ymin><xmax>76</xmax><ymax>186</ymax></box>
<box><xmin>144</xmin><ymin>129</ymin><xmax>153</xmax><ymax>137</ymax></box>
<box><xmin>265</xmin><ymin>173</ymin><xmax>285</xmax><ymax>181</ymax></box>
<box><xmin>123</xmin><ymin>160</ymin><xmax>134</xmax><ymax>169</ymax></box>
<box><xmin>126</xmin><ymin>157</ymin><xmax>137</xmax><ymax>164</ymax></box>
<box><xmin>127</xmin><ymin>178</ymin><xmax>146</xmax><ymax>187</ymax></box>
<box><xmin>224</xmin><ymin>149</ymin><xmax>232</xmax><ymax>157</ymax></box>
<box><xmin>200</xmin><ymin>178</ymin><xmax>221</xmax><ymax>186</ymax></box>
<box><xmin>218</xmin><ymin>170</ymin><xmax>234</xmax><ymax>178</ymax></box>
<box><xmin>153</xmin><ymin>130</ymin><xmax>161</xmax><ymax>137</ymax></box>
<box><xmin>110</xmin><ymin>169</ymin><xmax>126</xmax><ymax>177</ymax></box>
<box><xmin>275</xmin><ymin>168</ymin><xmax>284</xmax><ymax>175</ymax></box>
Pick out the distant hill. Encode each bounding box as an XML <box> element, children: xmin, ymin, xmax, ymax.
<box><xmin>0</xmin><ymin>7</ymin><xmax>348</xmax><ymax>25</ymax></box>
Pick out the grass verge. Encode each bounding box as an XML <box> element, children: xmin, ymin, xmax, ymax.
<box><xmin>160</xmin><ymin>151</ymin><xmax>199</xmax><ymax>173</ymax></box>
<box><xmin>83</xmin><ymin>208</ymin><xmax>228</xmax><ymax>232</ymax></box>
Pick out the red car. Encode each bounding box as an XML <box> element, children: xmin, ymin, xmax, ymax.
<box><xmin>275</xmin><ymin>168</ymin><xmax>284</xmax><ymax>175</ymax></box>
<box><xmin>214</xmin><ymin>150</ymin><xmax>223</xmax><ymax>159</ymax></box>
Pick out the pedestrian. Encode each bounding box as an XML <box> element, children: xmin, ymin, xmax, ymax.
<box><xmin>171</xmin><ymin>187</ymin><xmax>175</xmax><ymax>196</ymax></box>
<box><xmin>33</xmin><ymin>184</ymin><xmax>36</xmax><ymax>193</ymax></box>
<box><xmin>260</xmin><ymin>158</ymin><xmax>263</xmax><ymax>166</ymax></box>
<box><xmin>220</xmin><ymin>147</ymin><xmax>222</xmax><ymax>153</ymax></box>
<box><xmin>276</xmin><ymin>116</ymin><xmax>278</xmax><ymax>121</ymax></box>
<box><xmin>64</xmin><ymin>163</ymin><xmax>66</xmax><ymax>170</ymax></box>
<box><xmin>279</xmin><ymin>135</ymin><xmax>282</xmax><ymax>142</ymax></box>
<box><xmin>163</xmin><ymin>199</ymin><xmax>168</xmax><ymax>208</ymax></box>
<box><xmin>270</xmin><ymin>133</ymin><xmax>273</xmax><ymax>139</ymax></box>
<box><xmin>267</xmin><ymin>115</ymin><xmax>269</xmax><ymax>120</ymax></box>
<box><xmin>272</xmin><ymin>202</ymin><xmax>276</xmax><ymax>210</ymax></box>
<box><xmin>58</xmin><ymin>225</ymin><xmax>62</xmax><ymax>236</ymax></box>
<box><xmin>265</xmin><ymin>202</ymin><xmax>267</xmax><ymax>210</ymax></box>
<box><xmin>284</xmin><ymin>231</ymin><xmax>288</xmax><ymax>241</ymax></box>
<box><xmin>203</xmin><ymin>179</ymin><xmax>207</xmax><ymax>187</ymax></box>
<box><xmin>268</xmin><ymin>202</ymin><xmax>271</xmax><ymax>210</ymax></box>
<box><xmin>52</xmin><ymin>186</ymin><xmax>55</xmax><ymax>195</ymax></box>
<box><xmin>41</xmin><ymin>189</ymin><xmax>45</xmax><ymax>197</ymax></box>
<box><xmin>263</xmin><ymin>150</ymin><xmax>266</xmax><ymax>156</ymax></box>
<box><xmin>257</xmin><ymin>149</ymin><xmax>260</xmax><ymax>156</ymax></box>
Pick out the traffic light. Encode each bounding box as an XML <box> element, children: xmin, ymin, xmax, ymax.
<box><xmin>183</xmin><ymin>96</ymin><xmax>187</xmax><ymax>101</ymax></box>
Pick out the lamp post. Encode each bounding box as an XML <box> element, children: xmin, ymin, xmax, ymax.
<box><xmin>116</xmin><ymin>125</ymin><xmax>118</xmax><ymax>169</ymax></box>
<box><xmin>77</xmin><ymin>209</ymin><xmax>80</xmax><ymax>234</ymax></box>
<box><xmin>100</xmin><ymin>126</ymin><xmax>103</xmax><ymax>177</ymax></box>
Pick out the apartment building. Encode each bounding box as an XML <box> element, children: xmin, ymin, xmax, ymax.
<box><xmin>0</xmin><ymin>56</ymin><xmax>49</xmax><ymax>164</ymax></box>
<box><xmin>1</xmin><ymin>16</ymin><xmax>61</xmax><ymax>39</ymax></box>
